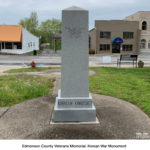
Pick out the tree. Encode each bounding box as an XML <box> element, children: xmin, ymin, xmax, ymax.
<box><xmin>19</xmin><ymin>13</ymin><xmax>62</xmax><ymax>48</ymax></box>
<box><xmin>19</xmin><ymin>12</ymin><xmax>39</xmax><ymax>36</ymax></box>
<box><xmin>39</xmin><ymin>19</ymin><xmax>61</xmax><ymax>44</ymax></box>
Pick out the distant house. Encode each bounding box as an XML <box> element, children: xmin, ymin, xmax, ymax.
<box><xmin>0</xmin><ymin>25</ymin><xmax>39</xmax><ymax>54</ymax></box>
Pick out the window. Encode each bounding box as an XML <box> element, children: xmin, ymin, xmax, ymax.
<box><xmin>5</xmin><ymin>42</ymin><xmax>12</xmax><ymax>49</ymax></box>
<box><xmin>141</xmin><ymin>39</ymin><xmax>146</xmax><ymax>49</ymax></box>
<box><xmin>2</xmin><ymin>42</ymin><xmax>4</xmax><ymax>49</ymax></box>
<box><xmin>123</xmin><ymin>32</ymin><xmax>134</xmax><ymax>39</ymax></box>
<box><xmin>142</xmin><ymin>21</ymin><xmax>147</xmax><ymax>30</ymax></box>
<box><xmin>100</xmin><ymin>32</ymin><xmax>111</xmax><ymax>38</ymax></box>
<box><xmin>122</xmin><ymin>45</ymin><xmax>133</xmax><ymax>51</ymax></box>
<box><xmin>148</xmin><ymin>40</ymin><xmax>150</xmax><ymax>49</ymax></box>
<box><xmin>100</xmin><ymin>44</ymin><xmax>110</xmax><ymax>51</ymax></box>
<box><xmin>14</xmin><ymin>42</ymin><xmax>22</xmax><ymax>49</ymax></box>
<box><xmin>89</xmin><ymin>36</ymin><xmax>91</xmax><ymax>48</ymax></box>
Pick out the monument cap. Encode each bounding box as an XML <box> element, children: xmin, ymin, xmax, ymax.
<box><xmin>63</xmin><ymin>6</ymin><xmax>87</xmax><ymax>11</ymax></box>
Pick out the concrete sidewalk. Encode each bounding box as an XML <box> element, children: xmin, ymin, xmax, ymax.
<box><xmin>0</xmin><ymin>93</ymin><xmax>150</xmax><ymax>139</ymax></box>
<box><xmin>0</xmin><ymin>77</ymin><xmax>150</xmax><ymax>139</ymax></box>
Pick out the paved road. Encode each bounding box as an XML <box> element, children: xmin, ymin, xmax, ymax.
<box><xmin>0</xmin><ymin>54</ymin><xmax>150</xmax><ymax>66</ymax></box>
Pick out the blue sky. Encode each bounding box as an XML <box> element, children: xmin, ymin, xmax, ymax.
<box><xmin>0</xmin><ymin>0</ymin><xmax>150</xmax><ymax>29</ymax></box>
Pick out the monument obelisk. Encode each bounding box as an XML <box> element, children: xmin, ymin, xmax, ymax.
<box><xmin>54</xmin><ymin>6</ymin><xmax>96</xmax><ymax>122</ymax></box>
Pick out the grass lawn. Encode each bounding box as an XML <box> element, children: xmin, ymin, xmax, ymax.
<box><xmin>4</xmin><ymin>66</ymin><xmax>60</xmax><ymax>73</ymax></box>
<box><xmin>89</xmin><ymin>67</ymin><xmax>150</xmax><ymax>116</ymax></box>
<box><xmin>0</xmin><ymin>75</ymin><xmax>55</xmax><ymax>107</ymax></box>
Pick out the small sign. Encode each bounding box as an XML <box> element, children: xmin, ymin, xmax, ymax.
<box><xmin>102</xmin><ymin>56</ymin><xmax>112</xmax><ymax>63</ymax></box>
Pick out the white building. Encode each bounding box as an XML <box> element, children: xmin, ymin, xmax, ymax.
<box><xmin>0</xmin><ymin>25</ymin><xmax>39</xmax><ymax>54</ymax></box>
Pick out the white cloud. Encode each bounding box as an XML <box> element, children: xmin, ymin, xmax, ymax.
<box><xmin>0</xmin><ymin>0</ymin><xmax>12</xmax><ymax>7</ymax></box>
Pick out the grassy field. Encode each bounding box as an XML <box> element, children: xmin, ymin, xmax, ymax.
<box><xmin>4</xmin><ymin>66</ymin><xmax>60</xmax><ymax>73</ymax></box>
<box><xmin>89</xmin><ymin>67</ymin><xmax>150</xmax><ymax>116</ymax></box>
<box><xmin>0</xmin><ymin>75</ymin><xmax>55</xmax><ymax>107</ymax></box>
<box><xmin>1</xmin><ymin>66</ymin><xmax>150</xmax><ymax>117</ymax></box>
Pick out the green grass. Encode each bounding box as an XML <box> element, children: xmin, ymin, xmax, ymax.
<box><xmin>0</xmin><ymin>75</ymin><xmax>55</xmax><ymax>107</ymax></box>
<box><xmin>4</xmin><ymin>66</ymin><xmax>60</xmax><ymax>73</ymax></box>
<box><xmin>89</xmin><ymin>67</ymin><xmax>150</xmax><ymax>116</ymax></box>
<box><xmin>2</xmin><ymin>66</ymin><xmax>150</xmax><ymax>117</ymax></box>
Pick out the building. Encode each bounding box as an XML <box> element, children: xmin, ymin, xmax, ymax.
<box><xmin>125</xmin><ymin>11</ymin><xmax>150</xmax><ymax>54</ymax></box>
<box><xmin>0</xmin><ymin>25</ymin><xmax>39</xmax><ymax>54</ymax></box>
<box><xmin>89</xmin><ymin>20</ymin><xmax>140</xmax><ymax>54</ymax></box>
<box><xmin>89</xmin><ymin>11</ymin><xmax>150</xmax><ymax>54</ymax></box>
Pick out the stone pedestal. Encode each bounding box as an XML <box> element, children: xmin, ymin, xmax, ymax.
<box><xmin>54</xmin><ymin>6</ymin><xmax>96</xmax><ymax>122</ymax></box>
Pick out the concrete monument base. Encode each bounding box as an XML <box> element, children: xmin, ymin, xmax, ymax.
<box><xmin>54</xmin><ymin>90</ymin><xmax>96</xmax><ymax>122</ymax></box>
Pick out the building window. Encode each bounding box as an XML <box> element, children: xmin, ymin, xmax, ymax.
<box><xmin>122</xmin><ymin>45</ymin><xmax>133</xmax><ymax>51</ymax></box>
<box><xmin>14</xmin><ymin>42</ymin><xmax>22</xmax><ymax>49</ymax></box>
<box><xmin>148</xmin><ymin>40</ymin><xmax>150</xmax><ymax>49</ymax></box>
<box><xmin>89</xmin><ymin>36</ymin><xmax>91</xmax><ymax>48</ymax></box>
<box><xmin>100</xmin><ymin>44</ymin><xmax>110</xmax><ymax>51</ymax></box>
<box><xmin>2</xmin><ymin>42</ymin><xmax>5</xmax><ymax>49</ymax></box>
<box><xmin>100</xmin><ymin>32</ymin><xmax>111</xmax><ymax>38</ymax></box>
<box><xmin>123</xmin><ymin>32</ymin><xmax>134</xmax><ymax>39</ymax></box>
<box><xmin>141</xmin><ymin>39</ymin><xmax>146</xmax><ymax>49</ymax></box>
<box><xmin>28</xmin><ymin>43</ymin><xmax>30</xmax><ymax>48</ymax></box>
<box><xmin>142</xmin><ymin>21</ymin><xmax>147</xmax><ymax>30</ymax></box>
<box><xmin>5</xmin><ymin>42</ymin><xmax>12</xmax><ymax>49</ymax></box>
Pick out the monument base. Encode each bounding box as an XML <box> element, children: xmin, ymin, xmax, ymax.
<box><xmin>54</xmin><ymin>90</ymin><xmax>96</xmax><ymax>122</ymax></box>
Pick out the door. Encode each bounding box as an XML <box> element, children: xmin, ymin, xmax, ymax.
<box><xmin>112</xmin><ymin>43</ymin><xmax>120</xmax><ymax>53</ymax></box>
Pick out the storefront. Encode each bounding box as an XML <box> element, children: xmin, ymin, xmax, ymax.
<box><xmin>112</xmin><ymin>37</ymin><xmax>123</xmax><ymax>53</ymax></box>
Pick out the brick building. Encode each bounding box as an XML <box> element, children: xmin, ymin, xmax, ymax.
<box><xmin>125</xmin><ymin>11</ymin><xmax>150</xmax><ymax>54</ymax></box>
<box><xmin>89</xmin><ymin>11</ymin><xmax>150</xmax><ymax>54</ymax></box>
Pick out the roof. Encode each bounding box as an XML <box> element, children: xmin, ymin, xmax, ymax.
<box><xmin>132</xmin><ymin>11</ymin><xmax>150</xmax><ymax>14</ymax></box>
<box><xmin>89</xmin><ymin>28</ymin><xmax>95</xmax><ymax>32</ymax></box>
<box><xmin>95</xmin><ymin>20</ymin><xmax>138</xmax><ymax>22</ymax></box>
<box><xmin>125</xmin><ymin>11</ymin><xmax>150</xmax><ymax>20</ymax></box>
<box><xmin>0</xmin><ymin>25</ymin><xmax>22</xmax><ymax>42</ymax></box>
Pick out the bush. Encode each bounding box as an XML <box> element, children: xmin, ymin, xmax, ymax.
<box><xmin>89</xmin><ymin>49</ymin><xmax>95</xmax><ymax>54</ymax></box>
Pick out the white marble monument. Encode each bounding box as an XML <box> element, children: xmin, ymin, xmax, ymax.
<box><xmin>54</xmin><ymin>6</ymin><xmax>96</xmax><ymax>122</ymax></box>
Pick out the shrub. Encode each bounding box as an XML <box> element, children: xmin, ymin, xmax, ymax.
<box><xmin>89</xmin><ymin>49</ymin><xmax>95</xmax><ymax>54</ymax></box>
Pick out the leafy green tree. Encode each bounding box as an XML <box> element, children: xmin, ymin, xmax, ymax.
<box><xmin>39</xmin><ymin>19</ymin><xmax>61</xmax><ymax>45</ymax></box>
<box><xmin>19</xmin><ymin>13</ymin><xmax>62</xmax><ymax>49</ymax></box>
<box><xmin>19</xmin><ymin>12</ymin><xmax>39</xmax><ymax>36</ymax></box>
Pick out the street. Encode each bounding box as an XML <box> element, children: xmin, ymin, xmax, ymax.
<box><xmin>0</xmin><ymin>54</ymin><xmax>150</xmax><ymax>66</ymax></box>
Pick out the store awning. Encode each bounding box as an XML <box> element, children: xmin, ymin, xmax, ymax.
<box><xmin>112</xmin><ymin>37</ymin><xmax>123</xmax><ymax>43</ymax></box>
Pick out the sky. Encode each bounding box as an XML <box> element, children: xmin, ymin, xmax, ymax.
<box><xmin>0</xmin><ymin>0</ymin><xmax>150</xmax><ymax>29</ymax></box>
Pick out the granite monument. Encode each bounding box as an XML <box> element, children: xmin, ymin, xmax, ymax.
<box><xmin>54</xmin><ymin>6</ymin><xmax>96</xmax><ymax>122</ymax></box>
